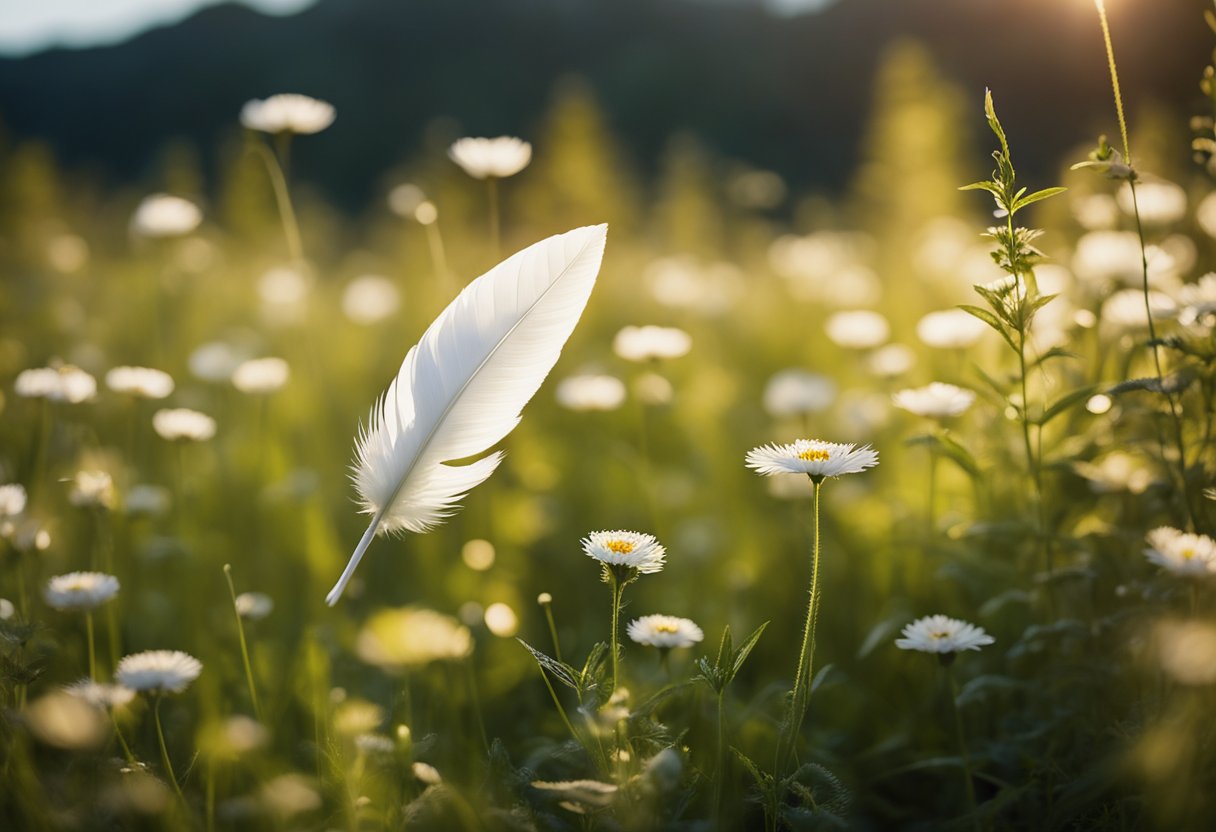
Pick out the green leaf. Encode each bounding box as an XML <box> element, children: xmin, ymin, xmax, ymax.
<box><xmin>935</xmin><ymin>431</ymin><xmax>981</xmax><ymax>478</ymax></box>
<box><xmin>1029</xmin><ymin>346</ymin><xmax>1078</xmax><ymax>370</ymax></box>
<box><xmin>1012</xmin><ymin>186</ymin><xmax>1067</xmax><ymax>213</ymax></box>
<box><xmin>1036</xmin><ymin>384</ymin><xmax>1100</xmax><ymax>426</ymax></box>
<box><xmin>857</xmin><ymin>615</ymin><xmax>906</xmax><ymax>659</ymax></box>
<box><xmin>959</xmin><ymin>180</ymin><xmax>1001</xmax><ymax>195</ymax></box>
<box><xmin>959</xmin><ymin>304</ymin><xmax>1018</xmax><ymax>353</ymax></box>
<box><xmin>516</xmin><ymin>638</ymin><xmax>579</xmax><ymax>691</ymax></box>
<box><xmin>729</xmin><ymin>621</ymin><xmax>769</xmax><ymax>682</ymax></box>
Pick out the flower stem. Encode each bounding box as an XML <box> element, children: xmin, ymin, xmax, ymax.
<box><xmin>222</xmin><ymin>564</ymin><xmax>262</xmax><ymax>722</ymax></box>
<box><xmin>153</xmin><ymin>695</ymin><xmax>187</xmax><ymax>806</ymax></box>
<box><xmin>714</xmin><ymin>689</ymin><xmax>727</xmax><ymax>828</ymax></box>
<box><xmin>111</xmin><ymin>712</ymin><xmax>137</xmax><ymax>766</ymax></box>
<box><xmin>85</xmin><ymin>611</ymin><xmax>97</xmax><ymax>681</ymax></box>
<box><xmin>486</xmin><ymin>176</ymin><xmax>501</xmax><ymax>256</ymax></box>
<box><xmin>250</xmin><ymin>140</ymin><xmax>305</xmax><ymax>264</ymax></box>
<box><xmin>778</xmin><ymin>478</ymin><xmax>824</xmax><ymax>772</ymax></box>
<box><xmin>946</xmin><ymin>666</ymin><xmax>980</xmax><ymax>831</ymax></box>
<box><xmin>609</xmin><ymin>575</ymin><xmax>623</xmax><ymax>694</ymax></box>
<box><xmin>424</xmin><ymin>220</ymin><xmax>450</xmax><ymax>291</ymax></box>
<box><xmin>542</xmin><ymin>599</ymin><xmax>563</xmax><ymax>664</ymax></box>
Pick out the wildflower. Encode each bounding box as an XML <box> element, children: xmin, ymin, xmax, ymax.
<box><xmin>1071</xmin><ymin>135</ymin><xmax>1133</xmax><ymax>180</ymax></box>
<box><xmin>231</xmin><ymin>357</ymin><xmax>290</xmax><ymax>394</ymax></box>
<box><xmin>448</xmin><ymin>136</ymin><xmax>532</xmax><ymax>179</ymax></box>
<box><xmin>824</xmin><ymin>310</ymin><xmax>889</xmax><ymax>349</ymax></box>
<box><xmin>342</xmin><ymin>275</ymin><xmax>400</xmax><ymax>325</ymax></box>
<box><xmin>612</xmin><ymin>325</ymin><xmax>692</xmax><ymax>362</ymax></box>
<box><xmin>483</xmin><ymin>603</ymin><xmax>518</xmax><ymax>637</ymax></box>
<box><xmin>68</xmin><ymin>470</ymin><xmax>117</xmax><ymax>510</ymax></box>
<box><xmin>895</xmin><ymin>615</ymin><xmax>994</xmax><ymax>656</ymax></box>
<box><xmin>16</xmin><ymin>365</ymin><xmax>96</xmax><ymax>403</ymax></box>
<box><xmin>581</xmin><ymin>530</ymin><xmax>666</xmax><ymax>574</ymax></box>
<box><xmin>24</xmin><ymin>691</ymin><xmax>108</xmax><ymax>750</ymax></box>
<box><xmin>1101</xmin><ymin>288</ymin><xmax>1177</xmax><ymax>331</ymax></box>
<box><xmin>1117</xmin><ymin>179</ymin><xmax>1186</xmax><ymax>227</ymax></box>
<box><xmin>115</xmin><ymin>650</ymin><xmax>202</xmax><ymax>694</ymax></box>
<box><xmin>745</xmin><ymin>439</ymin><xmax>878</xmax><ymax>481</ymax></box>
<box><xmin>414</xmin><ymin>201</ymin><xmax>438</xmax><ymax>225</ymax></box>
<box><xmin>152</xmin><ymin>408</ymin><xmax>216</xmax><ymax>442</ymax></box>
<box><xmin>1156</xmin><ymin>620</ymin><xmax>1216</xmax><ymax>685</ymax></box>
<box><xmin>65</xmin><ymin>679</ymin><xmax>136</xmax><ymax>709</ymax></box>
<box><xmin>892</xmin><ymin>382</ymin><xmax>976</xmax><ymax>419</ymax></box>
<box><xmin>867</xmin><ymin>343</ymin><xmax>915</xmax><ymax>378</ymax></box>
<box><xmin>0</xmin><ymin>599</ymin><xmax>13</xmax><ymax>620</ymax></box>
<box><xmin>762</xmin><ymin>369</ymin><xmax>836</xmax><ymax>417</ymax></box>
<box><xmin>0</xmin><ymin>484</ymin><xmax>27</xmax><ymax>519</ymax></box>
<box><xmin>1176</xmin><ymin>273</ymin><xmax>1216</xmax><ymax>327</ymax></box>
<box><xmin>555</xmin><ymin>373</ymin><xmax>626</xmax><ymax>411</ymax></box>
<box><xmin>530</xmin><ymin>779</ymin><xmax>617</xmax><ymax>813</ymax></box>
<box><xmin>627</xmin><ymin>615</ymin><xmax>704</xmax><ymax>649</ymax></box>
<box><xmin>106</xmin><ymin>366</ymin><xmax>175</xmax><ymax>399</ymax></box>
<box><xmin>235</xmin><ymin>592</ymin><xmax>274</xmax><ymax>621</ymax></box>
<box><xmin>44</xmin><ymin>572</ymin><xmax>120</xmax><ymax>611</ymax></box>
<box><xmin>355</xmin><ymin>607</ymin><xmax>472</xmax><ymax>671</ymax></box>
<box><xmin>916</xmin><ymin>309</ymin><xmax>988</xmax><ymax>349</ymax></box>
<box><xmin>537</xmin><ymin>592</ymin><xmax>553</xmax><ymax>605</ymax></box>
<box><xmin>260</xmin><ymin>774</ymin><xmax>322</xmax><ymax>816</ymax></box>
<box><xmin>634</xmin><ymin>372</ymin><xmax>674</xmax><ymax>405</ymax></box>
<box><xmin>189</xmin><ymin>342</ymin><xmax>247</xmax><ymax>382</ymax></box>
<box><xmin>387</xmin><ymin>183</ymin><xmax>427</xmax><ymax>218</ymax></box>
<box><xmin>131</xmin><ymin>194</ymin><xmax>202</xmax><ymax>237</ymax></box>
<box><xmin>1144</xmin><ymin>527</ymin><xmax>1216</xmax><ymax>577</ymax></box>
<box><xmin>240</xmin><ymin>94</ymin><xmax>335</xmax><ymax>134</ymax></box>
<box><xmin>332</xmin><ymin>699</ymin><xmax>385</xmax><ymax>737</ymax></box>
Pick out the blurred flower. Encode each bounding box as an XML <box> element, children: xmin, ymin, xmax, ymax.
<box><xmin>388</xmin><ymin>183</ymin><xmax>427</xmax><ymax>218</ymax></box>
<box><xmin>235</xmin><ymin>592</ymin><xmax>274</xmax><ymax>621</ymax></box>
<box><xmin>355</xmin><ymin>733</ymin><xmax>395</xmax><ymax>756</ymax></box>
<box><xmin>47</xmin><ymin>233</ymin><xmax>89</xmax><ymax>273</ymax></box>
<box><xmin>332</xmin><ymin>698</ymin><xmax>385</xmax><ymax>737</ymax></box>
<box><xmin>24</xmin><ymin>691</ymin><xmax>108</xmax><ymax>750</ymax></box>
<box><xmin>581</xmin><ymin>530</ymin><xmax>666</xmax><ymax>574</ymax></box>
<box><xmin>746</xmin><ymin>439</ymin><xmax>878</xmax><ymax>480</ymax></box>
<box><xmin>44</xmin><ymin>572</ymin><xmax>120</xmax><ymax>611</ymax></box>
<box><xmin>201</xmin><ymin>715</ymin><xmax>269</xmax><ymax>758</ymax></box>
<box><xmin>68</xmin><ymin>470</ymin><xmax>117</xmax><ymax>510</ymax></box>
<box><xmin>0</xmin><ymin>484</ymin><xmax>27</xmax><ymax>519</ymax></box>
<box><xmin>1085</xmin><ymin>394</ymin><xmax>1113</xmax><ymax>415</ymax></box>
<box><xmin>0</xmin><ymin>599</ymin><xmax>13</xmax><ymax>620</ymax></box>
<box><xmin>153</xmin><ymin>408</ymin><xmax>216</xmax><ymax>442</ymax></box>
<box><xmin>131</xmin><ymin>194</ymin><xmax>202</xmax><ymax>237</ymax></box>
<box><xmin>231</xmin><ymin>357</ymin><xmax>290</xmax><ymax>394</ymax></box>
<box><xmin>824</xmin><ymin>310</ymin><xmax>889</xmax><ymax>349</ymax></box>
<box><xmin>1072</xmin><ymin>231</ymin><xmax>1177</xmax><ymax>289</ymax></box>
<box><xmin>448</xmin><ymin>136</ymin><xmax>532</xmax><ymax>179</ymax></box>
<box><xmin>461</xmin><ymin>539</ymin><xmax>495</xmax><ymax>571</ymax></box>
<box><xmin>867</xmin><ymin>343</ymin><xmax>915</xmax><ymax>378</ymax></box>
<box><xmin>106</xmin><ymin>366</ymin><xmax>174</xmax><ymax>399</ymax></box>
<box><xmin>643</xmin><ymin>257</ymin><xmax>742</xmax><ymax>316</ymax></box>
<box><xmin>259</xmin><ymin>774</ymin><xmax>322</xmax><ymax>817</ymax></box>
<box><xmin>916</xmin><ymin>309</ymin><xmax>988</xmax><ymax>350</ymax></box>
<box><xmin>342</xmin><ymin>275</ymin><xmax>400</xmax><ymax>325</ymax></box>
<box><xmin>483</xmin><ymin>603</ymin><xmax>518</xmax><ymax>637</ymax></box>
<box><xmin>895</xmin><ymin>615</ymin><xmax>994</xmax><ymax>655</ymax></box>
<box><xmin>1072</xmin><ymin>451</ymin><xmax>1153</xmax><ymax>495</ymax></box>
<box><xmin>892</xmin><ymin>382</ymin><xmax>975</xmax><ymax>419</ymax></box>
<box><xmin>65</xmin><ymin>679</ymin><xmax>136</xmax><ymax>710</ymax></box>
<box><xmin>125</xmin><ymin>484</ymin><xmax>171</xmax><ymax>516</ymax></box>
<box><xmin>115</xmin><ymin>650</ymin><xmax>202</xmax><ymax>694</ymax></box>
<box><xmin>555</xmin><ymin>373</ymin><xmax>626</xmax><ymax>411</ymax></box>
<box><xmin>1101</xmin><ymin>288</ymin><xmax>1176</xmax><ymax>331</ymax></box>
<box><xmin>1117</xmin><ymin>179</ymin><xmax>1186</xmax><ymax>227</ymax></box>
<box><xmin>613</xmin><ymin>325</ymin><xmax>692</xmax><ymax>362</ymax></box>
<box><xmin>1144</xmin><ymin>527</ymin><xmax>1216</xmax><ymax>577</ymax></box>
<box><xmin>1197</xmin><ymin>191</ymin><xmax>1216</xmax><ymax>239</ymax></box>
<box><xmin>1156</xmin><ymin>620</ymin><xmax>1216</xmax><ymax>685</ymax></box>
<box><xmin>643</xmin><ymin>748</ymin><xmax>684</xmax><ymax>793</ymax></box>
<box><xmin>763</xmin><ymin>370</ymin><xmax>836</xmax><ymax>417</ymax></box>
<box><xmin>189</xmin><ymin>342</ymin><xmax>248</xmax><ymax>382</ymax></box>
<box><xmin>16</xmin><ymin>365</ymin><xmax>96</xmax><ymax>403</ymax></box>
<box><xmin>530</xmin><ymin>780</ymin><xmax>617</xmax><ymax>813</ymax></box>
<box><xmin>634</xmin><ymin>372</ymin><xmax>674</xmax><ymax>405</ymax></box>
<box><xmin>356</xmin><ymin>607</ymin><xmax>472</xmax><ymax>671</ymax></box>
<box><xmin>257</xmin><ymin>267</ymin><xmax>311</xmax><ymax>325</ymax></box>
<box><xmin>458</xmin><ymin>601</ymin><xmax>484</xmax><ymax>628</ymax></box>
<box><xmin>240</xmin><ymin>94</ymin><xmax>335</xmax><ymax>134</ymax></box>
<box><xmin>412</xmin><ymin>761</ymin><xmax>442</xmax><ymax>785</ymax></box>
<box><xmin>769</xmin><ymin>232</ymin><xmax>881</xmax><ymax>305</ymax></box>
<box><xmin>627</xmin><ymin>615</ymin><xmax>704</xmax><ymax>649</ymax></box>
<box><xmin>537</xmin><ymin>592</ymin><xmax>553</xmax><ymax>605</ymax></box>
<box><xmin>1071</xmin><ymin>193</ymin><xmax>1120</xmax><ymax>231</ymax></box>
<box><xmin>728</xmin><ymin>168</ymin><xmax>786</xmax><ymax>209</ymax></box>
<box><xmin>1176</xmin><ymin>273</ymin><xmax>1216</xmax><ymax>327</ymax></box>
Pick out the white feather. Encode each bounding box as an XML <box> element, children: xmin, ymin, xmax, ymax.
<box><xmin>326</xmin><ymin>224</ymin><xmax>608</xmax><ymax>605</ymax></box>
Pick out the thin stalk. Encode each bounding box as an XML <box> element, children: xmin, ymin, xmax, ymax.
<box><xmin>541</xmin><ymin>599</ymin><xmax>563</xmax><ymax>663</ymax></box>
<box><xmin>424</xmin><ymin>220</ymin><xmax>451</xmax><ymax>291</ymax></box>
<box><xmin>206</xmin><ymin>758</ymin><xmax>216</xmax><ymax>832</ymax></box>
<box><xmin>538</xmin><ymin>669</ymin><xmax>581</xmax><ymax>744</ymax></box>
<box><xmin>85</xmin><ymin>611</ymin><xmax>97</xmax><ymax>681</ymax></box>
<box><xmin>487</xmin><ymin>176</ymin><xmax>501</xmax><ymax>255</ymax></box>
<box><xmin>464</xmin><ymin>658</ymin><xmax>490</xmax><ymax>756</ymax></box>
<box><xmin>947</xmin><ymin>666</ymin><xmax>980</xmax><ymax>831</ymax></box>
<box><xmin>250</xmin><ymin>141</ymin><xmax>305</xmax><ymax>264</ymax></box>
<box><xmin>111</xmin><ymin>712</ymin><xmax>137</xmax><ymax>766</ymax></box>
<box><xmin>223</xmin><ymin>564</ymin><xmax>262</xmax><ymax>721</ymax></box>
<box><xmin>714</xmin><ymin>689</ymin><xmax>727</xmax><ymax>828</ymax></box>
<box><xmin>609</xmin><ymin>576</ymin><xmax>623</xmax><ymax>693</ymax></box>
<box><xmin>154</xmin><ymin>695</ymin><xmax>188</xmax><ymax>806</ymax></box>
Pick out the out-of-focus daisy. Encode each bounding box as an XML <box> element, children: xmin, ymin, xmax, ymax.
<box><xmin>342</xmin><ymin>275</ymin><xmax>400</xmax><ymax>325</ymax></box>
<box><xmin>153</xmin><ymin>408</ymin><xmax>216</xmax><ymax>442</ymax></box>
<box><xmin>1156</xmin><ymin>620</ymin><xmax>1216</xmax><ymax>686</ymax></box>
<box><xmin>1117</xmin><ymin>179</ymin><xmax>1186</xmax><ymax>227</ymax></box>
<box><xmin>892</xmin><ymin>382</ymin><xmax>976</xmax><ymax>419</ymax></box>
<box><xmin>260</xmin><ymin>773</ymin><xmax>322</xmax><ymax>816</ymax></box>
<box><xmin>746</xmin><ymin>439</ymin><xmax>878</xmax><ymax>481</ymax></box>
<box><xmin>235</xmin><ymin>592</ymin><xmax>274</xmax><ymax>621</ymax></box>
<box><xmin>106</xmin><ymin>366</ymin><xmax>175</xmax><ymax>399</ymax></box>
<box><xmin>0</xmin><ymin>484</ymin><xmax>27</xmax><ymax>519</ymax></box>
<box><xmin>387</xmin><ymin>183</ymin><xmax>427</xmax><ymax>218</ymax></box>
<box><xmin>332</xmin><ymin>698</ymin><xmax>385</xmax><ymax>737</ymax></box>
<box><xmin>612</xmin><ymin>325</ymin><xmax>692</xmax><ymax>362</ymax></box>
<box><xmin>201</xmin><ymin>714</ymin><xmax>270</xmax><ymax>758</ymax></box>
<box><xmin>1072</xmin><ymin>231</ymin><xmax>1177</xmax><ymax>289</ymax></box>
<box><xmin>240</xmin><ymin>94</ymin><xmax>335</xmax><ymax>135</ymax></box>
<box><xmin>1144</xmin><ymin>527</ymin><xmax>1216</xmax><ymax>577</ymax></box>
<box><xmin>1072</xmin><ymin>452</ymin><xmax>1153</xmax><ymax>495</ymax></box>
<box><xmin>68</xmin><ymin>470</ymin><xmax>117</xmax><ymax>510</ymax></box>
<box><xmin>65</xmin><ymin>679</ymin><xmax>136</xmax><ymax>710</ymax></box>
<box><xmin>483</xmin><ymin>602</ymin><xmax>518</xmax><ymax>637</ymax></box>
<box><xmin>1071</xmin><ymin>193</ymin><xmax>1120</xmax><ymax>231</ymax></box>
<box><xmin>257</xmin><ymin>267</ymin><xmax>311</xmax><ymax>326</ymax></box>
<box><xmin>634</xmin><ymin>372</ymin><xmax>674</xmax><ymax>406</ymax></box>
<box><xmin>1101</xmin><ymin>288</ymin><xmax>1177</xmax><ymax>331</ymax></box>
<box><xmin>356</xmin><ymin>607</ymin><xmax>472</xmax><ymax>671</ymax></box>
<box><xmin>581</xmin><ymin>530</ymin><xmax>666</xmax><ymax>575</ymax></box>
<box><xmin>763</xmin><ymin>370</ymin><xmax>836</xmax><ymax>417</ymax></box>
<box><xmin>627</xmin><ymin>615</ymin><xmax>704</xmax><ymax>649</ymax></box>
<box><xmin>867</xmin><ymin>343</ymin><xmax>916</xmax><ymax>378</ymax></box>
<box><xmin>232</xmin><ymin>357</ymin><xmax>290</xmax><ymax>394</ymax></box>
<box><xmin>824</xmin><ymin>310</ymin><xmax>889</xmax><ymax>349</ymax></box>
<box><xmin>531</xmin><ymin>779</ymin><xmax>618</xmax><ymax>813</ymax></box>
<box><xmin>414</xmin><ymin>201</ymin><xmax>438</xmax><ymax>226</ymax></box>
<box><xmin>115</xmin><ymin>650</ymin><xmax>203</xmax><ymax>694</ymax></box>
<box><xmin>44</xmin><ymin>572</ymin><xmax>120</xmax><ymax>611</ymax></box>
<box><xmin>916</xmin><ymin>309</ymin><xmax>989</xmax><ymax>350</ymax></box>
<box><xmin>189</xmin><ymin>342</ymin><xmax>248</xmax><ymax>383</ymax></box>
<box><xmin>895</xmin><ymin>615</ymin><xmax>994</xmax><ymax>656</ymax></box>
<box><xmin>448</xmin><ymin>136</ymin><xmax>532</xmax><ymax>179</ymax></box>
<box><xmin>0</xmin><ymin>599</ymin><xmax>14</xmax><ymax>620</ymax></box>
<box><xmin>16</xmin><ymin>365</ymin><xmax>97</xmax><ymax>403</ymax></box>
<box><xmin>1176</xmin><ymin>273</ymin><xmax>1216</xmax><ymax>327</ymax></box>
<box><xmin>556</xmin><ymin>373</ymin><xmax>626</xmax><ymax>411</ymax></box>
<box><xmin>131</xmin><ymin>194</ymin><xmax>202</xmax><ymax>237</ymax></box>
<box><xmin>412</xmin><ymin>761</ymin><xmax>442</xmax><ymax>785</ymax></box>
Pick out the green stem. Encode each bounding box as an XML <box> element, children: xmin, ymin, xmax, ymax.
<box><xmin>154</xmin><ymin>695</ymin><xmax>187</xmax><ymax>806</ymax></box>
<box><xmin>542</xmin><ymin>600</ymin><xmax>563</xmax><ymax>663</ymax></box>
<box><xmin>714</xmin><ymin>689</ymin><xmax>727</xmax><ymax>828</ymax></box>
<box><xmin>610</xmin><ymin>576</ymin><xmax>623</xmax><ymax>694</ymax></box>
<box><xmin>487</xmin><ymin>176</ymin><xmax>500</xmax><ymax>255</ymax></box>
<box><xmin>1093</xmin><ymin>0</ymin><xmax>1131</xmax><ymax>163</ymax></box>
<box><xmin>539</xmin><ymin>668</ymin><xmax>581</xmax><ymax>745</ymax></box>
<box><xmin>947</xmin><ymin>666</ymin><xmax>980</xmax><ymax>831</ymax></box>
<box><xmin>85</xmin><ymin>611</ymin><xmax>97</xmax><ymax>681</ymax></box>
<box><xmin>111</xmin><ymin>712</ymin><xmax>137</xmax><ymax>766</ymax></box>
<box><xmin>250</xmin><ymin>141</ymin><xmax>305</xmax><ymax>264</ymax></box>
<box><xmin>927</xmin><ymin>445</ymin><xmax>939</xmax><ymax>534</ymax></box>
<box><xmin>778</xmin><ymin>478</ymin><xmax>824</xmax><ymax>772</ymax></box>
<box><xmin>425</xmin><ymin>220</ymin><xmax>450</xmax><ymax>291</ymax></box>
<box><xmin>223</xmin><ymin>564</ymin><xmax>262</xmax><ymax>722</ymax></box>
<box><xmin>206</xmin><ymin>758</ymin><xmax>215</xmax><ymax>832</ymax></box>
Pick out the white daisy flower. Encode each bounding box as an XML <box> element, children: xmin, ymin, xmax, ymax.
<box><xmin>231</xmin><ymin>357</ymin><xmax>290</xmax><ymax>394</ymax></box>
<box><xmin>355</xmin><ymin>607</ymin><xmax>473</xmax><ymax>671</ymax></box>
<box><xmin>152</xmin><ymin>408</ymin><xmax>216</xmax><ymax>442</ymax></box>
<box><xmin>745</xmin><ymin>439</ymin><xmax>879</xmax><ymax>480</ymax></box>
<box><xmin>867</xmin><ymin>343</ymin><xmax>916</xmax><ymax>378</ymax></box>
<box><xmin>115</xmin><ymin>650</ymin><xmax>203</xmax><ymax>694</ymax></box>
<box><xmin>483</xmin><ymin>602</ymin><xmax>518</xmax><ymax>637</ymax></box>
<box><xmin>65</xmin><ymin>679</ymin><xmax>136</xmax><ymax>710</ymax></box>
<box><xmin>0</xmin><ymin>484</ymin><xmax>27</xmax><ymax>519</ymax></box>
<box><xmin>44</xmin><ymin>572</ymin><xmax>120</xmax><ymax>611</ymax></box>
<box><xmin>68</xmin><ymin>470</ymin><xmax>117</xmax><ymax>510</ymax></box>
<box><xmin>762</xmin><ymin>369</ymin><xmax>836</xmax><ymax>417</ymax></box>
<box><xmin>131</xmin><ymin>194</ymin><xmax>202</xmax><ymax>238</ymax></box>
<box><xmin>1156</xmin><ymin>619</ymin><xmax>1216</xmax><ymax>686</ymax></box>
<box><xmin>105</xmin><ymin>366</ymin><xmax>175</xmax><ymax>399</ymax></box>
<box><xmin>627</xmin><ymin>615</ymin><xmax>704</xmax><ymax>649</ymax></box>
<box><xmin>556</xmin><ymin>373</ymin><xmax>626</xmax><ymax>411</ymax></box>
<box><xmin>235</xmin><ymin>592</ymin><xmax>274</xmax><ymax>621</ymax></box>
<box><xmin>342</xmin><ymin>275</ymin><xmax>400</xmax><ymax>325</ymax></box>
<box><xmin>1144</xmin><ymin>527</ymin><xmax>1216</xmax><ymax>577</ymax></box>
<box><xmin>612</xmin><ymin>325</ymin><xmax>692</xmax><ymax>362</ymax></box>
<box><xmin>892</xmin><ymin>382</ymin><xmax>976</xmax><ymax>419</ymax></box>
<box><xmin>240</xmin><ymin>94</ymin><xmax>335</xmax><ymax>135</ymax></box>
<box><xmin>824</xmin><ymin>310</ymin><xmax>889</xmax><ymax>349</ymax></box>
<box><xmin>1117</xmin><ymin>179</ymin><xmax>1187</xmax><ymax>227</ymax></box>
<box><xmin>581</xmin><ymin>530</ymin><xmax>666</xmax><ymax>574</ymax></box>
<box><xmin>916</xmin><ymin>309</ymin><xmax>989</xmax><ymax>350</ymax></box>
<box><xmin>895</xmin><ymin>614</ymin><xmax>994</xmax><ymax>655</ymax></box>
<box><xmin>15</xmin><ymin>365</ymin><xmax>96</xmax><ymax>403</ymax></box>
<box><xmin>448</xmin><ymin>136</ymin><xmax>532</xmax><ymax>179</ymax></box>
<box><xmin>189</xmin><ymin>341</ymin><xmax>248</xmax><ymax>383</ymax></box>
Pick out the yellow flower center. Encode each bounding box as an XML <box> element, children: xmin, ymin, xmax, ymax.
<box><xmin>1182</xmin><ymin>548</ymin><xmax>1196</xmax><ymax>561</ymax></box>
<box><xmin>798</xmin><ymin>448</ymin><xmax>830</xmax><ymax>462</ymax></box>
<box><xmin>931</xmin><ymin>631</ymin><xmax>950</xmax><ymax>640</ymax></box>
<box><xmin>653</xmin><ymin>622</ymin><xmax>679</xmax><ymax>634</ymax></box>
<box><xmin>605</xmin><ymin>539</ymin><xmax>635</xmax><ymax>555</ymax></box>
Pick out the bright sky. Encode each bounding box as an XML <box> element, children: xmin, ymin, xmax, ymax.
<box><xmin>0</xmin><ymin>0</ymin><xmax>315</xmax><ymax>56</ymax></box>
